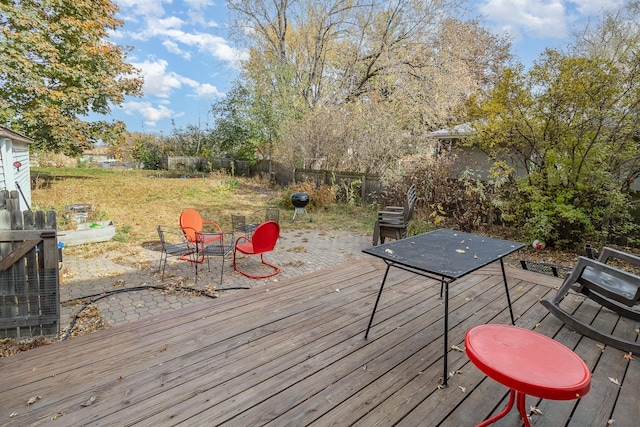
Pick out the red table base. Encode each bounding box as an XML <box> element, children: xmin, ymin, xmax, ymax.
<box><xmin>465</xmin><ymin>324</ymin><xmax>591</xmax><ymax>427</ymax></box>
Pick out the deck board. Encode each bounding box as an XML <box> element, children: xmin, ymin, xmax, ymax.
<box><xmin>1</xmin><ymin>258</ymin><xmax>639</xmax><ymax>426</ymax></box>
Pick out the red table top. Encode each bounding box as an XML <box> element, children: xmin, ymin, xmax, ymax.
<box><xmin>465</xmin><ymin>324</ymin><xmax>591</xmax><ymax>400</ymax></box>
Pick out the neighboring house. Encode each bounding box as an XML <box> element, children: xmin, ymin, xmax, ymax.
<box><xmin>81</xmin><ymin>145</ymin><xmax>117</xmax><ymax>166</ymax></box>
<box><xmin>426</xmin><ymin>123</ymin><xmax>499</xmax><ymax>178</ymax></box>
<box><xmin>0</xmin><ymin>125</ymin><xmax>32</xmax><ymax>210</ymax></box>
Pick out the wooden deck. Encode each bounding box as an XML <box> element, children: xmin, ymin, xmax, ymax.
<box><xmin>1</xmin><ymin>258</ymin><xmax>639</xmax><ymax>426</ymax></box>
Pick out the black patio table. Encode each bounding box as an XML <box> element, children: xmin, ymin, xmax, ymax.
<box><xmin>362</xmin><ymin>228</ymin><xmax>524</xmax><ymax>387</ymax></box>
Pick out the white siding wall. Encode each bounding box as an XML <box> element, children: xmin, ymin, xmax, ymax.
<box><xmin>13</xmin><ymin>143</ymin><xmax>31</xmax><ymax>208</ymax></box>
<box><xmin>0</xmin><ymin>136</ymin><xmax>31</xmax><ymax>209</ymax></box>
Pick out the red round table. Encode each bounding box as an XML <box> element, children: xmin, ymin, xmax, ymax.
<box><xmin>465</xmin><ymin>324</ymin><xmax>591</xmax><ymax>427</ymax></box>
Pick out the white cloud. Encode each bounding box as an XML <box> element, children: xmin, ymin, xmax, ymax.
<box><xmin>115</xmin><ymin>1</ymin><xmax>245</xmax><ymax>65</ymax></box>
<box><xmin>132</xmin><ymin>59</ymin><xmax>184</xmax><ymax>98</ymax></box>
<box><xmin>569</xmin><ymin>0</ymin><xmax>624</xmax><ymax>15</ymax></box>
<box><xmin>479</xmin><ymin>0</ymin><xmax>568</xmax><ymax>39</ymax></box>
<box><xmin>115</xmin><ymin>0</ymin><xmax>167</xmax><ymax>17</ymax></box>
<box><xmin>184</xmin><ymin>0</ymin><xmax>215</xmax><ymax>24</ymax></box>
<box><xmin>184</xmin><ymin>0</ymin><xmax>213</xmax><ymax>9</ymax></box>
<box><xmin>120</xmin><ymin>101</ymin><xmax>178</xmax><ymax>128</ymax></box>
<box><xmin>162</xmin><ymin>40</ymin><xmax>192</xmax><ymax>59</ymax></box>
<box><xmin>193</xmin><ymin>83</ymin><xmax>224</xmax><ymax>99</ymax></box>
<box><xmin>478</xmin><ymin>0</ymin><xmax>627</xmax><ymax>41</ymax></box>
<box><xmin>154</xmin><ymin>28</ymin><xmax>248</xmax><ymax>63</ymax></box>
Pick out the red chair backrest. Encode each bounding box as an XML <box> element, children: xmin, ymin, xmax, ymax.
<box><xmin>250</xmin><ymin>221</ymin><xmax>279</xmax><ymax>254</ymax></box>
<box><xmin>180</xmin><ymin>209</ymin><xmax>203</xmax><ymax>242</ymax></box>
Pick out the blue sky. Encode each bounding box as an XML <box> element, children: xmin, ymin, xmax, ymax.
<box><xmin>108</xmin><ymin>0</ymin><xmax>625</xmax><ymax>134</ymax></box>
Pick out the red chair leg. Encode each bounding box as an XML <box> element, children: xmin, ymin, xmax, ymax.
<box><xmin>233</xmin><ymin>252</ymin><xmax>280</xmax><ymax>279</ymax></box>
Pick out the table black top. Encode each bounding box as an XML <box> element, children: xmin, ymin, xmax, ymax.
<box><xmin>362</xmin><ymin>229</ymin><xmax>524</xmax><ymax>280</ymax></box>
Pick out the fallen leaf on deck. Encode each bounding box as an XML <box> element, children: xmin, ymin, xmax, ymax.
<box><xmin>50</xmin><ymin>413</ymin><xmax>64</xmax><ymax>420</ymax></box>
<box><xmin>596</xmin><ymin>344</ymin><xmax>606</xmax><ymax>352</ymax></box>
<box><xmin>608</xmin><ymin>377</ymin><xmax>620</xmax><ymax>386</ymax></box>
<box><xmin>81</xmin><ymin>396</ymin><xmax>96</xmax><ymax>407</ymax></box>
<box><xmin>451</xmin><ymin>344</ymin><xmax>464</xmax><ymax>352</ymax></box>
<box><xmin>607</xmin><ymin>420</ymin><xmax>615</xmax><ymax>425</ymax></box>
<box><xmin>530</xmin><ymin>406</ymin><xmax>543</xmax><ymax>415</ymax></box>
<box><xmin>10</xmin><ymin>412</ymin><xmax>17</xmax><ymax>417</ymax></box>
<box><xmin>623</xmin><ymin>352</ymin><xmax>633</xmax><ymax>361</ymax></box>
<box><xmin>385</xmin><ymin>249</ymin><xmax>394</xmax><ymax>254</ymax></box>
<box><xmin>456</xmin><ymin>249</ymin><xmax>466</xmax><ymax>254</ymax></box>
<box><xmin>458</xmin><ymin>386</ymin><xmax>466</xmax><ymax>393</ymax></box>
<box><xmin>27</xmin><ymin>396</ymin><xmax>41</xmax><ymax>406</ymax></box>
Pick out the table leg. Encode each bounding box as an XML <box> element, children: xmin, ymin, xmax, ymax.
<box><xmin>475</xmin><ymin>389</ymin><xmax>516</xmax><ymax>427</ymax></box>
<box><xmin>516</xmin><ymin>391</ymin><xmax>532</xmax><ymax>427</ymax></box>
<box><xmin>500</xmin><ymin>258</ymin><xmax>515</xmax><ymax>325</ymax></box>
<box><xmin>443</xmin><ymin>278</ymin><xmax>449</xmax><ymax>387</ymax></box>
<box><xmin>364</xmin><ymin>264</ymin><xmax>392</xmax><ymax>339</ymax></box>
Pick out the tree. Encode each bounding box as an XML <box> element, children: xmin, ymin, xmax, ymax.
<box><xmin>0</xmin><ymin>0</ymin><xmax>143</xmax><ymax>155</ymax></box>
<box><xmin>466</xmin><ymin>44</ymin><xmax>640</xmax><ymax>247</ymax></box>
<box><xmin>210</xmin><ymin>80</ymin><xmax>281</xmax><ymax>160</ymax></box>
<box><xmin>226</xmin><ymin>0</ymin><xmax>512</xmax><ymax>173</ymax></box>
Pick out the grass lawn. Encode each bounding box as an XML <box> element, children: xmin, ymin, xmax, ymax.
<box><xmin>30</xmin><ymin>167</ymin><xmax>377</xmax><ymax>255</ymax></box>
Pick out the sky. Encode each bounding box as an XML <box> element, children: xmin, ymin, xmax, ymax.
<box><xmin>107</xmin><ymin>0</ymin><xmax>626</xmax><ymax>135</ymax></box>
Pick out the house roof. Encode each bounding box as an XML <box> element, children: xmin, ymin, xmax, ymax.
<box><xmin>0</xmin><ymin>125</ymin><xmax>33</xmax><ymax>144</ymax></box>
<box><xmin>426</xmin><ymin>122</ymin><xmax>474</xmax><ymax>140</ymax></box>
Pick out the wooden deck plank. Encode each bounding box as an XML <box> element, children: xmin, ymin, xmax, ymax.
<box><xmin>1</xmin><ymin>259</ymin><xmax>639</xmax><ymax>426</ymax></box>
<box><xmin>3</xmin><ymin>261</ymin><xmax>385</xmax><ymax>425</ymax></box>
<box><xmin>395</xmin><ymin>278</ymin><xmax>545</xmax><ymax>427</ymax></box>
<box><xmin>258</xmin><ymin>276</ymin><xmax>509</xmax><ymax>427</ymax></box>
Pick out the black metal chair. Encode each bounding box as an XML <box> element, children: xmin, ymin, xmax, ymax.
<box><xmin>231</xmin><ymin>213</ymin><xmax>257</xmax><ymax>237</ymax></box>
<box><xmin>541</xmin><ymin>247</ymin><xmax>640</xmax><ymax>353</ymax></box>
<box><xmin>156</xmin><ymin>225</ymin><xmax>195</xmax><ymax>280</ymax></box>
<box><xmin>180</xmin><ymin>229</ymin><xmax>235</xmax><ymax>287</ymax></box>
<box><xmin>264</xmin><ymin>207</ymin><xmax>280</xmax><ymax>224</ymax></box>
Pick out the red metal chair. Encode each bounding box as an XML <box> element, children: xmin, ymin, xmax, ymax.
<box><xmin>233</xmin><ymin>221</ymin><xmax>281</xmax><ymax>278</ymax></box>
<box><xmin>179</xmin><ymin>209</ymin><xmax>226</xmax><ymax>285</ymax></box>
<box><xmin>179</xmin><ymin>209</ymin><xmax>223</xmax><ymax>245</ymax></box>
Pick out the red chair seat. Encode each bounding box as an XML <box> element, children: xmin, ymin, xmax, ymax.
<box><xmin>235</xmin><ymin>241</ymin><xmax>256</xmax><ymax>254</ymax></box>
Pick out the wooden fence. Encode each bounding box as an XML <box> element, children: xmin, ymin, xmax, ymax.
<box><xmin>0</xmin><ymin>190</ymin><xmax>59</xmax><ymax>338</ymax></box>
<box><xmin>162</xmin><ymin>157</ymin><xmax>383</xmax><ymax>204</ymax></box>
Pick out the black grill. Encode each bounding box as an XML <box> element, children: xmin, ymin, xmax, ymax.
<box><xmin>291</xmin><ymin>192</ymin><xmax>310</xmax><ymax>208</ymax></box>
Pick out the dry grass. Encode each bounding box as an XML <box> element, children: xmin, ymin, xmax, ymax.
<box><xmin>30</xmin><ymin>167</ymin><xmax>375</xmax><ymax>256</ymax></box>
